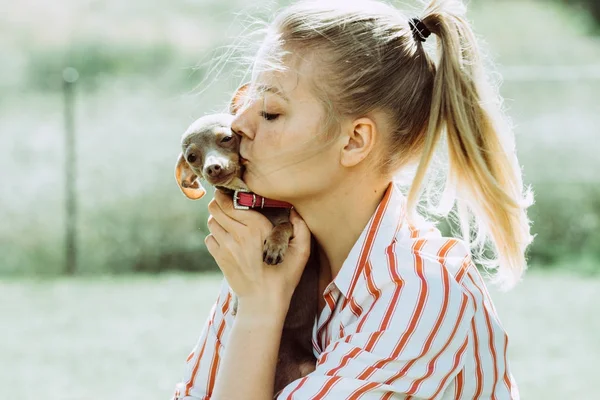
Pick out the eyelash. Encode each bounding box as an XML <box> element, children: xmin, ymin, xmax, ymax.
<box><xmin>260</xmin><ymin>111</ymin><xmax>280</xmax><ymax>121</ymax></box>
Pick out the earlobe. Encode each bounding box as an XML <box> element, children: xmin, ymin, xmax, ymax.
<box><xmin>175</xmin><ymin>153</ymin><xmax>206</xmax><ymax>200</ymax></box>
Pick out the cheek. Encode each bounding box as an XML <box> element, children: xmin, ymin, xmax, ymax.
<box><xmin>247</xmin><ymin>116</ymin><xmax>335</xmax><ymax>195</ymax></box>
<box><xmin>278</xmin><ymin>145</ymin><xmax>340</xmax><ymax>195</ymax></box>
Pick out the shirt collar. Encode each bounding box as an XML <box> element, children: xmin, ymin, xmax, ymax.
<box><xmin>331</xmin><ymin>181</ymin><xmax>407</xmax><ymax>299</ymax></box>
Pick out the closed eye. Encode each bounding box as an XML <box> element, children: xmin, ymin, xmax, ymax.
<box><xmin>260</xmin><ymin>111</ymin><xmax>280</xmax><ymax>121</ymax></box>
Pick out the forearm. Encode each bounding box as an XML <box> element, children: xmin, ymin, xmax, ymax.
<box><xmin>212</xmin><ymin>297</ymin><xmax>288</xmax><ymax>400</ymax></box>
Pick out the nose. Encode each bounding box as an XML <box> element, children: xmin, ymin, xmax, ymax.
<box><xmin>231</xmin><ymin>107</ymin><xmax>254</xmax><ymax>140</ymax></box>
<box><xmin>204</xmin><ymin>163</ymin><xmax>223</xmax><ymax>178</ymax></box>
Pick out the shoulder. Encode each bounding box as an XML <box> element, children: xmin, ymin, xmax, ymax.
<box><xmin>369</xmin><ymin>219</ymin><xmax>473</xmax><ymax>293</ymax></box>
<box><xmin>356</xmin><ymin>221</ymin><xmax>476</xmax><ymax>331</ymax></box>
<box><xmin>346</xmin><ymin>222</ymin><xmax>477</xmax><ymax>336</ymax></box>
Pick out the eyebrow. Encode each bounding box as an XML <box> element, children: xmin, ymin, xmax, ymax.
<box><xmin>255</xmin><ymin>84</ymin><xmax>289</xmax><ymax>102</ymax></box>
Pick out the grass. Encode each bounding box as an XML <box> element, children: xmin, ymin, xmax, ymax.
<box><xmin>1</xmin><ymin>271</ymin><xmax>598</xmax><ymax>400</ymax></box>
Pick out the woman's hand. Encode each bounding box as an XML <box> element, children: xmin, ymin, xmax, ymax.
<box><xmin>205</xmin><ymin>189</ymin><xmax>312</xmax><ymax>315</ymax></box>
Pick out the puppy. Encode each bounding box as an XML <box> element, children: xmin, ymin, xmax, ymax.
<box><xmin>174</xmin><ymin>85</ymin><xmax>319</xmax><ymax>395</ymax></box>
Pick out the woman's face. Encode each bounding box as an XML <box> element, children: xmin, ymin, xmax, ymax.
<box><xmin>232</xmin><ymin>58</ymin><xmax>345</xmax><ymax>203</ymax></box>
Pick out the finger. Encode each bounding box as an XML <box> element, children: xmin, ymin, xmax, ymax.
<box><xmin>208</xmin><ymin>195</ymin><xmax>247</xmax><ymax>234</ymax></box>
<box><xmin>204</xmin><ymin>234</ymin><xmax>220</xmax><ymax>256</ymax></box>
<box><xmin>207</xmin><ymin>215</ymin><xmax>233</xmax><ymax>245</ymax></box>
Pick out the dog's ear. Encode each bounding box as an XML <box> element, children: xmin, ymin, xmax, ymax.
<box><xmin>230</xmin><ymin>82</ymin><xmax>251</xmax><ymax>115</ymax></box>
<box><xmin>175</xmin><ymin>153</ymin><xmax>206</xmax><ymax>200</ymax></box>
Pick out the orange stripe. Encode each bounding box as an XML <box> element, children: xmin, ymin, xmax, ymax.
<box><xmin>355</xmin><ymin>260</ymin><xmax>381</xmax><ymax>333</ymax></box>
<box><xmin>388</xmin><ymin>238</ymin><xmax>428</xmax><ymax>358</ymax></box>
<box><xmin>502</xmin><ymin>335</ymin><xmax>512</xmax><ymax>392</ymax></box>
<box><xmin>342</xmin><ymin>183</ymin><xmax>393</xmax><ymax>312</ymax></box>
<box><xmin>455</xmin><ymin>254</ymin><xmax>471</xmax><ymax>283</ymax></box>
<box><xmin>323</xmin><ymin>294</ymin><xmax>336</xmax><ymax>349</ymax></box>
<box><xmin>430</xmin><ymin>336</ymin><xmax>470</xmax><ymax>398</ymax></box>
<box><xmin>207</xmin><ymin>317</ymin><xmax>227</xmax><ymax>395</ymax></box>
<box><xmin>408</xmin><ymin>223</ymin><xmax>419</xmax><ymax>239</ymax></box>
<box><xmin>403</xmin><ymin>294</ymin><xmax>469</xmax><ymax>396</ymax></box>
<box><xmin>221</xmin><ymin>291</ymin><xmax>232</xmax><ymax>315</ymax></box>
<box><xmin>346</xmin><ymin>381</ymin><xmax>381</xmax><ymax>400</ymax></box>
<box><xmin>471</xmin><ymin>318</ymin><xmax>484</xmax><ymax>398</ymax></box>
<box><xmin>455</xmin><ymin>370</ymin><xmax>465</xmax><ymax>398</ymax></box>
<box><xmin>206</xmin><ymin>292</ymin><xmax>232</xmax><ymax>396</ymax></box>
<box><xmin>362</xmin><ymin>331</ymin><xmax>385</xmax><ymax>354</ymax></box>
<box><xmin>380</xmin><ymin>283</ymin><xmax>403</xmax><ymax>331</ymax></box>
<box><xmin>471</xmin><ymin>269</ymin><xmax>513</xmax><ymax>393</ymax></box>
<box><xmin>355</xmin><ymin>240</ymin><xmax>404</xmax><ymax>381</ymax></box>
<box><xmin>311</xmin><ymin>375</ymin><xmax>343</xmax><ymax>400</ymax></box>
<box><xmin>475</xmin><ymin>268</ymin><xmax>500</xmax><ymax>316</ymax></box>
<box><xmin>321</xmin><ymin>184</ymin><xmax>400</xmax><ymax>395</ymax></box>
<box><xmin>350</xmin><ymin>251</ymin><xmax>397</xmax><ymax>359</ymax></box>
<box><xmin>381</xmin><ymin>392</ymin><xmax>394</xmax><ymax>400</ymax></box>
<box><xmin>186</xmin><ymin>351</ymin><xmax>195</xmax><ymax>363</ymax></box>
<box><xmin>184</xmin><ymin>322</ymin><xmax>211</xmax><ymax>395</ymax></box>
<box><xmin>348</xmin><ymin>297</ymin><xmax>363</xmax><ymax>318</ymax></box>
<box><xmin>356</xmin><ymin>239</ymin><xmax>427</xmax><ymax>380</ymax></box>
<box><xmin>184</xmin><ymin>291</ymin><xmax>228</xmax><ymax>395</ymax></box>
<box><xmin>316</xmin><ymin>292</ymin><xmax>337</xmax><ymax>351</ymax></box>
<box><xmin>393</xmin><ymin>292</ymin><xmax>469</xmax><ymax>393</ymax></box>
<box><xmin>285</xmin><ymin>376</ymin><xmax>309</xmax><ymax>399</ymax></box>
<box><xmin>319</xmin><ymin>340</ymin><xmax>340</xmax><ymax>367</ymax></box>
<box><xmin>399</xmin><ymin>240</ymin><xmax>457</xmax><ymax>395</ymax></box>
<box><xmin>381</xmin><ymin>239</ymin><xmax>404</xmax><ymax>330</ymax></box>
<box><xmin>468</xmin><ymin>273</ymin><xmax>499</xmax><ymax>399</ymax></box>
<box><xmin>325</xmin><ymin>347</ymin><xmax>361</xmax><ymax>376</ymax></box>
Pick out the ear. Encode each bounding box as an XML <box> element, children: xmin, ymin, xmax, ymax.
<box><xmin>339</xmin><ymin>117</ymin><xmax>377</xmax><ymax>168</ymax></box>
<box><xmin>229</xmin><ymin>82</ymin><xmax>251</xmax><ymax>115</ymax></box>
<box><xmin>175</xmin><ymin>153</ymin><xmax>206</xmax><ymax>200</ymax></box>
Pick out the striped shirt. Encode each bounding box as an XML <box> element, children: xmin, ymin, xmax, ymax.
<box><xmin>172</xmin><ymin>181</ymin><xmax>519</xmax><ymax>399</ymax></box>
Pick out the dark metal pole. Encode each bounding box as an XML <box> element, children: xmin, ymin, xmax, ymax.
<box><xmin>63</xmin><ymin>67</ymin><xmax>79</xmax><ymax>275</ymax></box>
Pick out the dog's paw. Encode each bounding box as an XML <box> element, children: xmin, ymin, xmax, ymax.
<box><xmin>263</xmin><ymin>235</ymin><xmax>289</xmax><ymax>265</ymax></box>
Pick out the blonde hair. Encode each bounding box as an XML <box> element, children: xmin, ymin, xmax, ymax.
<box><xmin>251</xmin><ymin>0</ymin><xmax>534</xmax><ymax>289</ymax></box>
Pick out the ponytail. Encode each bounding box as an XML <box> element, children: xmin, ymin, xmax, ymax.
<box><xmin>407</xmin><ymin>0</ymin><xmax>534</xmax><ymax>289</ymax></box>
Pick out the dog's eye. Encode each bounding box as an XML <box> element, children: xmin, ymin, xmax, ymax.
<box><xmin>221</xmin><ymin>136</ymin><xmax>233</xmax><ymax>143</ymax></box>
<box><xmin>260</xmin><ymin>111</ymin><xmax>280</xmax><ymax>121</ymax></box>
<box><xmin>187</xmin><ymin>153</ymin><xmax>197</xmax><ymax>163</ymax></box>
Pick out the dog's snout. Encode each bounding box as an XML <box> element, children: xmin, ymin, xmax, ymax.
<box><xmin>205</xmin><ymin>164</ymin><xmax>223</xmax><ymax>178</ymax></box>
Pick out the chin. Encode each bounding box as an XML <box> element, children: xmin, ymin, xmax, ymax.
<box><xmin>243</xmin><ymin>170</ymin><xmax>288</xmax><ymax>201</ymax></box>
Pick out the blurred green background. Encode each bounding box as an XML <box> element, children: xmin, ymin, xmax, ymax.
<box><xmin>1</xmin><ymin>0</ymin><xmax>599</xmax><ymax>399</ymax></box>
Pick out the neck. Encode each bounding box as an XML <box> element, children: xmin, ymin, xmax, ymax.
<box><xmin>293</xmin><ymin>175</ymin><xmax>391</xmax><ymax>283</ymax></box>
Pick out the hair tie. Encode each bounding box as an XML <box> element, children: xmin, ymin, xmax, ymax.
<box><xmin>409</xmin><ymin>17</ymin><xmax>431</xmax><ymax>43</ymax></box>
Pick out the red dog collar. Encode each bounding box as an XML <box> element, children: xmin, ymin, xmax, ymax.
<box><xmin>233</xmin><ymin>190</ymin><xmax>293</xmax><ymax>210</ymax></box>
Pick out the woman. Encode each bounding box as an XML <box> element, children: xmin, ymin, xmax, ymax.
<box><xmin>173</xmin><ymin>0</ymin><xmax>533</xmax><ymax>398</ymax></box>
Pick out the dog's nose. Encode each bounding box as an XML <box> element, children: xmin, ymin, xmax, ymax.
<box><xmin>205</xmin><ymin>164</ymin><xmax>223</xmax><ymax>178</ymax></box>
